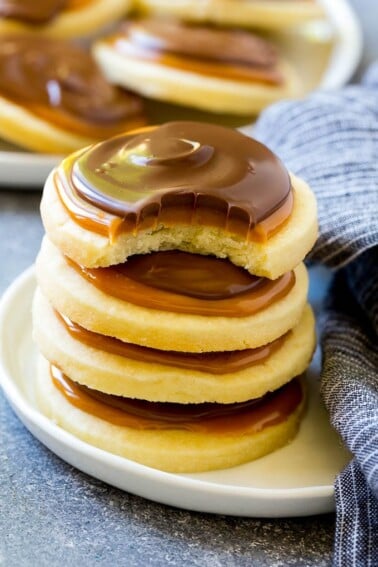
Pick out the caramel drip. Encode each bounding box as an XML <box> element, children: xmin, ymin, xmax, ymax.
<box><xmin>54</xmin><ymin>121</ymin><xmax>293</xmax><ymax>242</ymax></box>
<box><xmin>0</xmin><ymin>37</ymin><xmax>145</xmax><ymax>133</ymax></box>
<box><xmin>51</xmin><ymin>365</ymin><xmax>303</xmax><ymax>433</ymax></box>
<box><xmin>67</xmin><ymin>252</ymin><xmax>296</xmax><ymax>316</ymax></box>
<box><xmin>57</xmin><ymin>309</ymin><xmax>289</xmax><ymax>373</ymax></box>
<box><xmin>108</xmin><ymin>20</ymin><xmax>283</xmax><ymax>85</ymax></box>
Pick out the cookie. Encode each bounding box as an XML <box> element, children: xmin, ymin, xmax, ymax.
<box><xmin>36</xmin><ymin>355</ymin><xmax>305</xmax><ymax>473</ymax></box>
<box><xmin>0</xmin><ymin>36</ymin><xmax>145</xmax><ymax>153</ymax></box>
<box><xmin>40</xmin><ymin>122</ymin><xmax>317</xmax><ymax>278</ymax></box>
<box><xmin>93</xmin><ymin>19</ymin><xmax>301</xmax><ymax>115</ymax></box>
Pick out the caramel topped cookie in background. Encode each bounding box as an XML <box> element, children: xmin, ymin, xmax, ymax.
<box><xmin>93</xmin><ymin>19</ymin><xmax>301</xmax><ymax>115</ymax></box>
<box><xmin>0</xmin><ymin>0</ymin><xmax>131</xmax><ymax>38</ymax></box>
<box><xmin>135</xmin><ymin>0</ymin><xmax>324</xmax><ymax>30</ymax></box>
<box><xmin>0</xmin><ymin>36</ymin><xmax>146</xmax><ymax>153</ymax></box>
<box><xmin>34</xmin><ymin>287</ymin><xmax>315</xmax><ymax>403</ymax></box>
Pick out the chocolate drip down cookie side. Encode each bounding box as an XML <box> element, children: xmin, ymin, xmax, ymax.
<box><xmin>34</xmin><ymin>121</ymin><xmax>318</xmax><ymax>473</ymax></box>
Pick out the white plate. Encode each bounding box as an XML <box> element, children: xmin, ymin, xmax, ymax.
<box><xmin>0</xmin><ymin>267</ymin><xmax>350</xmax><ymax>517</ymax></box>
<box><xmin>0</xmin><ymin>0</ymin><xmax>362</xmax><ymax>189</ymax></box>
<box><xmin>0</xmin><ymin>139</ymin><xmax>61</xmax><ymax>188</ymax></box>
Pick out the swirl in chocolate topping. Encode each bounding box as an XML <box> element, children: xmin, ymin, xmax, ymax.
<box><xmin>69</xmin><ymin>121</ymin><xmax>292</xmax><ymax>233</ymax></box>
<box><xmin>0</xmin><ymin>0</ymin><xmax>67</xmax><ymax>23</ymax></box>
<box><xmin>0</xmin><ymin>36</ymin><xmax>144</xmax><ymax>126</ymax></box>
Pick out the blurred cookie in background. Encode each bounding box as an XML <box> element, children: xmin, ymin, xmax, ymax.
<box><xmin>93</xmin><ymin>19</ymin><xmax>301</xmax><ymax>115</ymax></box>
<box><xmin>0</xmin><ymin>36</ymin><xmax>146</xmax><ymax>153</ymax></box>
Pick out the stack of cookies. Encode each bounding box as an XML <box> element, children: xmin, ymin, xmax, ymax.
<box><xmin>33</xmin><ymin>121</ymin><xmax>318</xmax><ymax>473</ymax></box>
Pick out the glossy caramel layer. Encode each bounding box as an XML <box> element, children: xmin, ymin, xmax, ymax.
<box><xmin>109</xmin><ymin>19</ymin><xmax>283</xmax><ymax>85</ymax></box>
<box><xmin>51</xmin><ymin>365</ymin><xmax>303</xmax><ymax>433</ymax></box>
<box><xmin>67</xmin><ymin>251</ymin><xmax>296</xmax><ymax>316</ymax></box>
<box><xmin>57</xmin><ymin>309</ymin><xmax>289</xmax><ymax>373</ymax></box>
<box><xmin>0</xmin><ymin>36</ymin><xmax>145</xmax><ymax>135</ymax></box>
<box><xmin>55</xmin><ymin>121</ymin><xmax>293</xmax><ymax>241</ymax></box>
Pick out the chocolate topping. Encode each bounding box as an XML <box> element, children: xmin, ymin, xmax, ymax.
<box><xmin>52</xmin><ymin>365</ymin><xmax>303</xmax><ymax>433</ymax></box>
<box><xmin>0</xmin><ymin>0</ymin><xmax>66</xmax><ymax>23</ymax></box>
<box><xmin>71</xmin><ymin>121</ymin><xmax>291</xmax><ymax>231</ymax></box>
<box><xmin>123</xmin><ymin>19</ymin><xmax>277</xmax><ymax>67</ymax></box>
<box><xmin>0</xmin><ymin>36</ymin><xmax>143</xmax><ymax>125</ymax></box>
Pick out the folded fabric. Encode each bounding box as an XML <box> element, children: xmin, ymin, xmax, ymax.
<box><xmin>252</xmin><ymin>64</ymin><xmax>378</xmax><ymax>566</ymax></box>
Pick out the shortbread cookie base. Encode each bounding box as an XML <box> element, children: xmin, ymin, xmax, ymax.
<box><xmin>0</xmin><ymin>95</ymin><xmax>101</xmax><ymax>154</ymax></box>
<box><xmin>36</xmin><ymin>355</ymin><xmax>305</xmax><ymax>473</ymax></box>
<box><xmin>136</xmin><ymin>0</ymin><xmax>324</xmax><ymax>30</ymax></box>
<box><xmin>33</xmin><ymin>289</ymin><xmax>315</xmax><ymax>403</ymax></box>
<box><xmin>41</xmin><ymin>172</ymin><xmax>317</xmax><ymax>279</ymax></box>
<box><xmin>0</xmin><ymin>0</ymin><xmax>131</xmax><ymax>39</ymax></box>
<box><xmin>93</xmin><ymin>41</ymin><xmax>301</xmax><ymax>115</ymax></box>
<box><xmin>36</xmin><ymin>237</ymin><xmax>309</xmax><ymax>352</ymax></box>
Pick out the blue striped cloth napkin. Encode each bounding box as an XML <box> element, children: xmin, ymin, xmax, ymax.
<box><xmin>252</xmin><ymin>65</ymin><xmax>378</xmax><ymax>566</ymax></box>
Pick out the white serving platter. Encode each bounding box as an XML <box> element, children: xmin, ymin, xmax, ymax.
<box><xmin>0</xmin><ymin>266</ymin><xmax>350</xmax><ymax>517</ymax></box>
